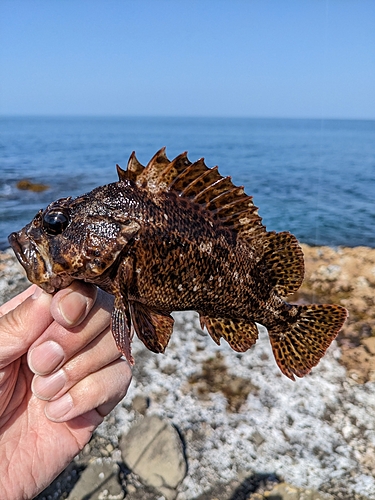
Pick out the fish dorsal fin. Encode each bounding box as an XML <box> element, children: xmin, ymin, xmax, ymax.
<box><xmin>121</xmin><ymin>149</ymin><xmax>267</xmax><ymax>240</ymax></box>
<box><xmin>165</xmin><ymin>155</ymin><xmax>266</xmax><ymax>239</ymax></box>
<box><xmin>117</xmin><ymin>152</ymin><xmax>145</xmax><ymax>182</ymax></box>
<box><xmin>135</xmin><ymin>147</ymin><xmax>172</xmax><ymax>192</ymax></box>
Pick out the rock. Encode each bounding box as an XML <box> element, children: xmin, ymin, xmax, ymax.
<box><xmin>67</xmin><ymin>459</ymin><xmax>124</xmax><ymax>500</ymax></box>
<box><xmin>0</xmin><ymin>248</ymin><xmax>29</xmax><ymax>305</ymax></box>
<box><xmin>16</xmin><ymin>178</ymin><xmax>49</xmax><ymax>192</ymax></box>
<box><xmin>264</xmin><ymin>482</ymin><xmax>334</xmax><ymax>500</ymax></box>
<box><xmin>362</xmin><ymin>337</ymin><xmax>375</xmax><ymax>355</ymax></box>
<box><xmin>120</xmin><ymin>415</ymin><xmax>187</xmax><ymax>500</ymax></box>
<box><xmin>132</xmin><ymin>394</ymin><xmax>149</xmax><ymax>415</ymax></box>
<box><xmin>339</xmin><ymin>344</ymin><xmax>375</xmax><ymax>383</ymax></box>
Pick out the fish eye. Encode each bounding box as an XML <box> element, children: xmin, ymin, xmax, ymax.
<box><xmin>42</xmin><ymin>209</ymin><xmax>70</xmax><ymax>235</ymax></box>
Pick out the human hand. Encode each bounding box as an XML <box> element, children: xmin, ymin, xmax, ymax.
<box><xmin>0</xmin><ymin>282</ymin><xmax>132</xmax><ymax>500</ymax></box>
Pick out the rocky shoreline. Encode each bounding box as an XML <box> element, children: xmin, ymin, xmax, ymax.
<box><xmin>1</xmin><ymin>244</ymin><xmax>375</xmax><ymax>500</ymax></box>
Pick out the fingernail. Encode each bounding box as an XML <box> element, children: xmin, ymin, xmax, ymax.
<box><xmin>28</xmin><ymin>341</ymin><xmax>65</xmax><ymax>375</ymax></box>
<box><xmin>45</xmin><ymin>393</ymin><xmax>73</xmax><ymax>420</ymax></box>
<box><xmin>58</xmin><ymin>291</ymin><xmax>89</xmax><ymax>326</ymax></box>
<box><xmin>32</xmin><ymin>369</ymin><xmax>67</xmax><ymax>400</ymax></box>
<box><xmin>31</xmin><ymin>286</ymin><xmax>44</xmax><ymax>300</ymax></box>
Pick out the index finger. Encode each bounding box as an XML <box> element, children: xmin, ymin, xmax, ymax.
<box><xmin>0</xmin><ymin>285</ymin><xmax>37</xmax><ymax>317</ymax></box>
<box><xmin>50</xmin><ymin>282</ymin><xmax>98</xmax><ymax>329</ymax></box>
<box><xmin>0</xmin><ymin>289</ymin><xmax>53</xmax><ymax>368</ymax></box>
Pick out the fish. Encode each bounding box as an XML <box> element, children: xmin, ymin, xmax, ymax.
<box><xmin>8</xmin><ymin>148</ymin><xmax>348</xmax><ymax>380</ymax></box>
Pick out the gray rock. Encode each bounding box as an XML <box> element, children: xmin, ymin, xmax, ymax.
<box><xmin>0</xmin><ymin>249</ymin><xmax>29</xmax><ymax>305</ymax></box>
<box><xmin>120</xmin><ymin>415</ymin><xmax>187</xmax><ymax>500</ymax></box>
<box><xmin>67</xmin><ymin>459</ymin><xmax>124</xmax><ymax>500</ymax></box>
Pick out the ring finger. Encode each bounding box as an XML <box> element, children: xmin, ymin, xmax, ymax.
<box><xmin>31</xmin><ymin>325</ymin><xmax>123</xmax><ymax>401</ymax></box>
<box><xmin>44</xmin><ymin>357</ymin><xmax>132</xmax><ymax>423</ymax></box>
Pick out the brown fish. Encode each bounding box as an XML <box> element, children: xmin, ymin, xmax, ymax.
<box><xmin>8</xmin><ymin>148</ymin><xmax>348</xmax><ymax>380</ymax></box>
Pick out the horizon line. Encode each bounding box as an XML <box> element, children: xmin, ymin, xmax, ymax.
<box><xmin>0</xmin><ymin>114</ymin><xmax>374</xmax><ymax>122</ymax></box>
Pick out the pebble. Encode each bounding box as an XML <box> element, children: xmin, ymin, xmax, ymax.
<box><xmin>131</xmin><ymin>394</ymin><xmax>149</xmax><ymax>415</ymax></box>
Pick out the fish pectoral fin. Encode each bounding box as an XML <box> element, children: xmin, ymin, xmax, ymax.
<box><xmin>268</xmin><ymin>304</ymin><xmax>348</xmax><ymax>381</ymax></box>
<box><xmin>130</xmin><ymin>301</ymin><xmax>174</xmax><ymax>354</ymax></box>
<box><xmin>199</xmin><ymin>315</ymin><xmax>259</xmax><ymax>352</ymax></box>
<box><xmin>111</xmin><ymin>294</ymin><xmax>134</xmax><ymax>365</ymax></box>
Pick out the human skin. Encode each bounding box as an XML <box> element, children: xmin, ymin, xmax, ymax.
<box><xmin>0</xmin><ymin>282</ymin><xmax>132</xmax><ymax>500</ymax></box>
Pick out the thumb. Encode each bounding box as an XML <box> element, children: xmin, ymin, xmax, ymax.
<box><xmin>0</xmin><ymin>287</ymin><xmax>53</xmax><ymax>368</ymax></box>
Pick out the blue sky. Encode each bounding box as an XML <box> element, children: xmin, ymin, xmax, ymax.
<box><xmin>1</xmin><ymin>0</ymin><xmax>374</xmax><ymax>119</ymax></box>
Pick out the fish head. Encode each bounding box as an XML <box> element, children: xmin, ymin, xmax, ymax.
<box><xmin>8</xmin><ymin>184</ymin><xmax>141</xmax><ymax>293</ymax></box>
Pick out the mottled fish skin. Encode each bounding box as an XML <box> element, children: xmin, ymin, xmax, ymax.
<box><xmin>9</xmin><ymin>148</ymin><xmax>348</xmax><ymax>380</ymax></box>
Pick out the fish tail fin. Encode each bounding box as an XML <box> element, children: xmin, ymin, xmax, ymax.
<box><xmin>268</xmin><ymin>304</ymin><xmax>348</xmax><ymax>380</ymax></box>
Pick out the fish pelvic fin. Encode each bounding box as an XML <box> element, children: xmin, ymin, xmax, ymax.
<box><xmin>112</xmin><ymin>294</ymin><xmax>134</xmax><ymax>365</ymax></box>
<box><xmin>257</xmin><ymin>231</ymin><xmax>305</xmax><ymax>296</ymax></box>
<box><xmin>130</xmin><ymin>301</ymin><xmax>174</xmax><ymax>354</ymax></box>
<box><xmin>200</xmin><ymin>315</ymin><xmax>259</xmax><ymax>352</ymax></box>
<box><xmin>268</xmin><ymin>304</ymin><xmax>348</xmax><ymax>380</ymax></box>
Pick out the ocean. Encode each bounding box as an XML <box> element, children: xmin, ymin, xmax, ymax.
<box><xmin>0</xmin><ymin>116</ymin><xmax>374</xmax><ymax>250</ymax></box>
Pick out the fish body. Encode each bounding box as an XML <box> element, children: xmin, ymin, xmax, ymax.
<box><xmin>9</xmin><ymin>149</ymin><xmax>348</xmax><ymax>380</ymax></box>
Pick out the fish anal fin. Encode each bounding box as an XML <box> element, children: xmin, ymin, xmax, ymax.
<box><xmin>200</xmin><ymin>315</ymin><xmax>259</xmax><ymax>352</ymax></box>
<box><xmin>111</xmin><ymin>294</ymin><xmax>134</xmax><ymax>365</ymax></box>
<box><xmin>268</xmin><ymin>304</ymin><xmax>348</xmax><ymax>380</ymax></box>
<box><xmin>130</xmin><ymin>301</ymin><xmax>174</xmax><ymax>354</ymax></box>
<box><xmin>258</xmin><ymin>231</ymin><xmax>305</xmax><ymax>297</ymax></box>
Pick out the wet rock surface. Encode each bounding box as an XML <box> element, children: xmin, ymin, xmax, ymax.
<box><xmin>1</xmin><ymin>245</ymin><xmax>375</xmax><ymax>500</ymax></box>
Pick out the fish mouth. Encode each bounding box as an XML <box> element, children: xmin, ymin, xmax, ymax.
<box><xmin>8</xmin><ymin>231</ymin><xmax>61</xmax><ymax>293</ymax></box>
<box><xmin>8</xmin><ymin>232</ymin><xmax>33</xmax><ymax>269</ymax></box>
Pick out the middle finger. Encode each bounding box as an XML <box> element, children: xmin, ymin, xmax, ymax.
<box><xmin>28</xmin><ymin>288</ymin><xmax>114</xmax><ymax>375</ymax></box>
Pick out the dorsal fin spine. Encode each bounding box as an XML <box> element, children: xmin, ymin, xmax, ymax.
<box><xmin>211</xmin><ymin>194</ymin><xmax>251</xmax><ymax>214</ymax></box>
<box><xmin>155</xmin><ymin>152</ymin><xmax>190</xmax><ymax>190</ymax></box>
<box><xmin>126</xmin><ymin>152</ymin><xmax>145</xmax><ymax>182</ymax></box>
<box><xmin>192</xmin><ymin>175</ymin><xmax>233</xmax><ymax>204</ymax></box>
<box><xmin>169</xmin><ymin>158</ymin><xmax>207</xmax><ymax>192</ymax></box>
<box><xmin>180</xmin><ymin>166</ymin><xmax>219</xmax><ymax>197</ymax></box>
<box><xmin>116</xmin><ymin>164</ymin><xmax>128</xmax><ymax>181</ymax></box>
<box><xmin>205</xmin><ymin>188</ymin><xmax>246</xmax><ymax>210</ymax></box>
